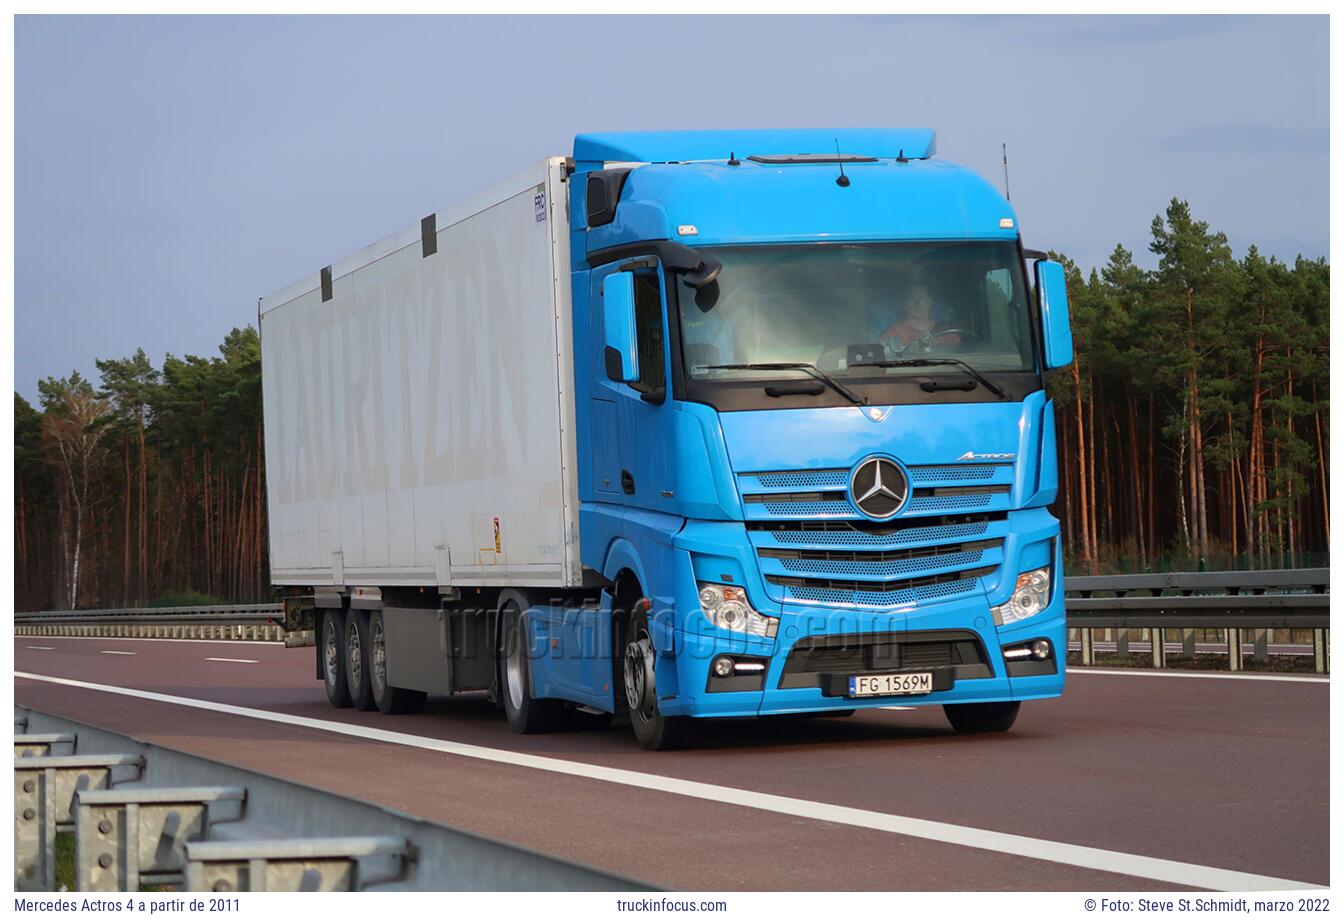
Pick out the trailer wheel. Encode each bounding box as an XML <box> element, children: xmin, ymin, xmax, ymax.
<box><xmin>499</xmin><ymin>601</ymin><xmax>569</xmax><ymax>733</ymax></box>
<box><xmin>321</xmin><ymin>609</ymin><xmax>351</xmax><ymax>708</ymax></box>
<box><xmin>369</xmin><ymin>610</ymin><xmax>427</xmax><ymax>715</ymax></box>
<box><xmin>624</xmin><ymin>603</ymin><xmax>691</xmax><ymax>751</ymax></box>
<box><xmin>345</xmin><ymin>610</ymin><xmax>376</xmax><ymax>711</ymax></box>
<box><xmin>943</xmin><ymin>701</ymin><xmax>1020</xmax><ymax>734</ymax></box>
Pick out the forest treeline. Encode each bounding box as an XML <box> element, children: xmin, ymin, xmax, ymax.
<box><xmin>16</xmin><ymin>328</ymin><xmax>266</xmax><ymax>610</ymax></box>
<box><xmin>12</xmin><ymin>198</ymin><xmax>1329</xmax><ymax>610</ymax></box>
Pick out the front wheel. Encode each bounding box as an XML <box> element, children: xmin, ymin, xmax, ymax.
<box><xmin>943</xmin><ymin>701</ymin><xmax>1020</xmax><ymax>734</ymax></box>
<box><xmin>624</xmin><ymin>604</ymin><xmax>691</xmax><ymax>751</ymax></box>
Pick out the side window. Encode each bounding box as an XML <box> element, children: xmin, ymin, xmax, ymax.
<box><xmin>632</xmin><ymin>272</ymin><xmax>666</xmax><ymax>397</ymax></box>
<box><xmin>984</xmin><ymin>266</ymin><xmax>1031</xmax><ymax>362</ymax></box>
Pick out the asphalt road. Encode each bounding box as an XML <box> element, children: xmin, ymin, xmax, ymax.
<box><xmin>14</xmin><ymin>636</ymin><xmax>1329</xmax><ymax>891</ymax></box>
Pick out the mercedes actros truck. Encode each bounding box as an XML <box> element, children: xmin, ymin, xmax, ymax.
<box><xmin>260</xmin><ymin>128</ymin><xmax>1075</xmax><ymax>749</ymax></box>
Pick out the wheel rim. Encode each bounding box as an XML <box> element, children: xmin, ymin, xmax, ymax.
<box><xmin>347</xmin><ymin>620</ymin><xmax>363</xmax><ymax>686</ymax></box>
<box><xmin>370</xmin><ymin>618</ymin><xmax>387</xmax><ymax>696</ymax></box>
<box><xmin>504</xmin><ymin>611</ymin><xmax>525</xmax><ymax>711</ymax></box>
<box><xmin>324</xmin><ymin>618</ymin><xmax>339</xmax><ymax>689</ymax></box>
<box><xmin>624</xmin><ymin>628</ymin><xmax>656</xmax><ymax>721</ymax></box>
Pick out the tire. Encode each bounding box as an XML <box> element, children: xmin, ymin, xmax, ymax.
<box><xmin>498</xmin><ymin>601</ymin><xmax>569</xmax><ymax>733</ymax></box>
<box><xmin>369</xmin><ymin>610</ymin><xmax>427</xmax><ymax>715</ymax></box>
<box><xmin>345</xmin><ymin>610</ymin><xmax>376</xmax><ymax>711</ymax></box>
<box><xmin>624</xmin><ymin>604</ymin><xmax>692</xmax><ymax>751</ymax></box>
<box><xmin>321</xmin><ymin>609</ymin><xmax>351</xmax><ymax>708</ymax></box>
<box><xmin>943</xmin><ymin>701</ymin><xmax>1020</xmax><ymax>734</ymax></box>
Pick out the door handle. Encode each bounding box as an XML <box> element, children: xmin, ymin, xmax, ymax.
<box><xmin>621</xmin><ymin>470</ymin><xmax>635</xmax><ymax>495</ymax></box>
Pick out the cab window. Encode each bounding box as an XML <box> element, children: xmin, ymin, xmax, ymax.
<box><xmin>631</xmin><ymin>273</ymin><xmax>666</xmax><ymax>398</ymax></box>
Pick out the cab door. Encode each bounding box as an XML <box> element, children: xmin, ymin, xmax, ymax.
<box><xmin>590</xmin><ymin>258</ymin><xmax>678</xmax><ymax>515</ymax></box>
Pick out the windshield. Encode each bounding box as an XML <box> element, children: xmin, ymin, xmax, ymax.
<box><xmin>677</xmin><ymin>241</ymin><xmax>1035</xmax><ymax>380</ymax></box>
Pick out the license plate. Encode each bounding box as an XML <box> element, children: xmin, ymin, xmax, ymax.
<box><xmin>848</xmin><ymin>672</ymin><xmax>934</xmax><ymax>698</ymax></box>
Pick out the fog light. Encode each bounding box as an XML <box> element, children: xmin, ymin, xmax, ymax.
<box><xmin>712</xmin><ymin>656</ymin><xmax>735</xmax><ymax>678</ymax></box>
<box><xmin>1031</xmin><ymin>639</ymin><xmax>1052</xmax><ymax>660</ymax></box>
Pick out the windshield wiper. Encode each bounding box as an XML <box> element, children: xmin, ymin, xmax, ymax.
<box><xmin>700</xmin><ymin>363</ymin><xmax>868</xmax><ymax>406</ymax></box>
<box><xmin>850</xmin><ymin>358</ymin><xmax>1007</xmax><ymax>399</ymax></box>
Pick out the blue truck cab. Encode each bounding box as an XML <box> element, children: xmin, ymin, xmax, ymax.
<box><xmin>518</xmin><ymin>128</ymin><xmax>1075</xmax><ymax>749</ymax></box>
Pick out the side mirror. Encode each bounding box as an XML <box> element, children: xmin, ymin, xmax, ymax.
<box><xmin>1035</xmin><ymin>260</ymin><xmax>1074</xmax><ymax>370</ymax></box>
<box><xmin>602</xmin><ymin>271</ymin><xmax>640</xmax><ymax>383</ymax></box>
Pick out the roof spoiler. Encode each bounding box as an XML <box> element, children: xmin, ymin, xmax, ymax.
<box><xmin>573</xmin><ymin>128</ymin><xmax>936</xmax><ymax>165</ymax></box>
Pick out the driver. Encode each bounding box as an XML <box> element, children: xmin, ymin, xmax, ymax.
<box><xmin>878</xmin><ymin>280</ymin><xmax>960</xmax><ymax>355</ymax></box>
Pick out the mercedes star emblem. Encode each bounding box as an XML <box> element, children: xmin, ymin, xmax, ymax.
<box><xmin>850</xmin><ymin>456</ymin><xmax>909</xmax><ymax>520</ymax></box>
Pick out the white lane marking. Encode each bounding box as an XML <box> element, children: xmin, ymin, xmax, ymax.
<box><xmin>98</xmin><ymin>650</ymin><xmax>136</xmax><ymax>656</ymax></box>
<box><xmin>204</xmin><ymin>657</ymin><xmax>259</xmax><ymax>664</ymax></box>
<box><xmin>26</xmin><ymin>646</ymin><xmax>55</xmax><ymax>650</ymax></box>
<box><xmin>880</xmin><ymin>706</ymin><xmax>916</xmax><ymax>711</ymax></box>
<box><xmin>14</xmin><ymin>671</ymin><xmax>1318</xmax><ymax>891</ymax></box>
<box><xmin>14</xmin><ymin>635</ymin><xmax>284</xmax><ymax>647</ymax></box>
<box><xmin>1068</xmin><ymin>667</ymin><xmax>1327</xmax><ymax>684</ymax></box>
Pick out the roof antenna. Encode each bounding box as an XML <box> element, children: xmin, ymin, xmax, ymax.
<box><xmin>727</xmin><ymin>150</ymin><xmax>740</xmax><ymax>166</ymax></box>
<box><xmin>1002</xmin><ymin>142</ymin><xmax>1012</xmax><ymax>201</ymax></box>
<box><xmin>896</xmin><ymin>148</ymin><xmax>909</xmax><ymax>164</ymax></box>
<box><xmin>834</xmin><ymin>138</ymin><xmax>850</xmax><ymax>187</ymax></box>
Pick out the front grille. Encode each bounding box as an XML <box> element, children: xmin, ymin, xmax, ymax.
<box><xmin>740</xmin><ymin>463</ymin><xmax>1010</xmax><ymax>494</ymax></box>
<box><xmin>748</xmin><ymin>513</ymin><xmax>1003</xmax><ymax>547</ymax></box>
<box><xmin>746</xmin><ymin>469</ymin><xmax>849</xmax><ymax>490</ymax></box>
<box><xmin>768</xmin><ymin>566</ymin><xmax>994</xmax><ymax>608</ymax></box>
<box><xmin>779</xmin><ymin>629</ymin><xmax>993</xmax><ymax>689</ymax></box>
<box><xmin>909</xmin><ymin>464</ymin><xmax>1006</xmax><ymax>482</ymax></box>
<box><xmin>759</xmin><ymin>539</ymin><xmax>999</xmax><ymax>580</ymax></box>
<box><xmin>768</xmin><ymin>566</ymin><xmax>996</xmax><ymax>595</ymax></box>
<box><xmin>759</xmin><ymin>538</ymin><xmax>999</xmax><ymax>565</ymax></box>
<box><xmin>743</xmin><ymin>485</ymin><xmax>1009</xmax><ymax>519</ymax></box>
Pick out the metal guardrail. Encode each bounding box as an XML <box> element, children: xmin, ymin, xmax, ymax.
<box><xmin>15</xmin><ymin>568</ymin><xmax>1330</xmax><ymax>670</ymax></box>
<box><xmin>14</xmin><ymin>706</ymin><xmax>651</xmax><ymax>892</ymax></box>
<box><xmin>1065</xmin><ymin>568</ymin><xmax>1329</xmax><ymax>672</ymax></box>
<box><xmin>15</xmin><ymin>604</ymin><xmax>284</xmax><ymax>641</ymax></box>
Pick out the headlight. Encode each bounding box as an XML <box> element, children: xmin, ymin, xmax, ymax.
<box><xmin>697</xmin><ymin>583</ymin><xmax>778</xmax><ymax>638</ymax></box>
<box><xmin>992</xmin><ymin>566</ymin><xmax>1052</xmax><ymax>626</ymax></box>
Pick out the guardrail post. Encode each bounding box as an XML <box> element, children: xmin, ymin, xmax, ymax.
<box><xmin>1079</xmin><ymin>627</ymin><xmax>1094</xmax><ymax>665</ymax></box>
<box><xmin>1151</xmin><ymin>627</ymin><xmax>1166</xmax><ymax>668</ymax></box>
<box><xmin>184</xmin><ymin>837</ymin><xmax>413</xmax><ymax>892</ymax></box>
<box><xmin>1181</xmin><ymin>629</ymin><xmax>1196</xmax><ymax>658</ymax></box>
<box><xmin>1253</xmin><ymin>629</ymin><xmax>1269</xmax><ymax>663</ymax></box>
<box><xmin>1227</xmin><ymin>628</ymin><xmax>1243</xmax><ymax>671</ymax></box>
<box><xmin>74</xmin><ymin>787</ymin><xmax>246</xmax><ymax>891</ymax></box>
<box><xmin>1116</xmin><ymin>629</ymin><xmax>1129</xmax><ymax>657</ymax></box>
<box><xmin>14</xmin><ymin>754</ymin><xmax>146</xmax><ymax>891</ymax></box>
<box><xmin>1313</xmin><ymin>628</ymin><xmax>1329</xmax><ymax>674</ymax></box>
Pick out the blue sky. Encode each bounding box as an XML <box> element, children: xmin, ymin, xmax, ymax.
<box><xmin>14</xmin><ymin>14</ymin><xmax>1329</xmax><ymax>400</ymax></box>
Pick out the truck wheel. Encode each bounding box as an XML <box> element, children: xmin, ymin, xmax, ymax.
<box><xmin>624</xmin><ymin>604</ymin><xmax>691</xmax><ymax>751</ymax></box>
<box><xmin>369</xmin><ymin>610</ymin><xmax>427</xmax><ymax>715</ymax></box>
<box><xmin>499</xmin><ymin>601</ymin><xmax>569</xmax><ymax>733</ymax></box>
<box><xmin>321</xmin><ymin>609</ymin><xmax>351</xmax><ymax>708</ymax></box>
<box><xmin>345</xmin><ymin>610</ymin><xmax>376</xmax><ymax>711</ymax></box>
<box><xmin>943</xmin><ymin>701</ymin><xmax>1020</xmax><ymax>734</ymax></box>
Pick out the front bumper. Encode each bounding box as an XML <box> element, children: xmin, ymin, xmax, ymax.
<box><xmin>663</xmin><ymin>573</ymin><xmax>1066</xmax><ymax>719</ymax></box>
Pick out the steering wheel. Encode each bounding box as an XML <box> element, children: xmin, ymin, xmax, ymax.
<box><xmin>890</xmin><ymin>328</ymin><xmax>986</xmax><ymax>355</ymax></box>
<box><xmin>928</xmin><ymin>328</ymin><xmax>983</xmax><ymax>344</ymax></box>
